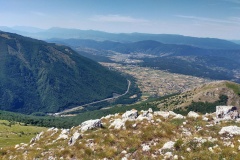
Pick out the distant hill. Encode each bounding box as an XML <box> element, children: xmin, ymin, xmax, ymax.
<box><xmin>50</xmin><ymin>39</ymin><xmax>240</xmax><ymax>82</ymax></box>
<box><xmin>1</xmin><ymin>27</ymin><xmax>240</xmax><ymax>49</ymax></box>
<box><xmin>0</xmin><ymin>31</ymin><xmax>128</xmax><ymax>114</ymax></box>
<box><xmin>231</xmin><ymin>40</ymin><xmax>240</xmax><ymax>44</ymax></box>
<box><xmin>154</xmin><ymin>81</ymin><xmax>240</xmax><ymax>112</ymax></box>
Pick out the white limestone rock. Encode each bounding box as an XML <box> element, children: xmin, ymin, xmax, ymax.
<box><xmin>154</xmin><ymin>111</ymin><xmax>169</xmax><ymax>119</ymax></box>
<box><xmin>219</xmin><ymin>126</ymin><xmax>240</xmax><ymax>135</ymax></box>
<box><xmin>186</xmin><ymin>148</ymin><xmax>191</xmax><ymax>152</ymax></box>
<box><xmin>160</xmin><ymin>141</ymin><xmax>175</xmax><ymax>153</ymax></box>
<box><xmin>187</xmin><ymin>111</ymin><xmax>200</xmax><ymax>118</ymax></box>
<box><xmin>137</xmin><ymin>110</ymin><xmax>153</xmax><ymax>121</ymax></box>
<box><xmin>68</xmin><ymin>131</ymin><xmax>81</xmax><ymax>146</ymax></box>
<box><xmin>148</xmin><ymin>108</ymin><xmax>153</xmax><ymax>113</ymax></box>
<box><xmin>216</xmin><ymin>106</ymin><xmax>239</xmax><ymax>120</ymax></box>
<box><xmin>57</xmin><ymin>129</ymin><xmax>69</xmax><ymax>140</ymax></box>
<box><xmin>173</xmin><ymin>114</ymin><xmax>185</xmax><ymax>119</ymax></box>
<box><xmin>142</xmin><ymin>144</ymin><xmax>151</xmax><ymax>152</ymax></box>
<box><xmin>109</xmin><ymin>119</ymin><xmax>126</xmax><ymax>130</ymax></box>
<box><xmin>30</xmin><ymin>131</ymin><xmax>44</xmax><ymax>143</ymax></box>
<box><xmin>80</xmin><ymin>119</ymin><xmax>102</xmax><ymax>132</ymax></box>
<box><xmin>162</xmin><ymin>141</ymin><xmax>175</xmax><ymax>150</ymax></box>
<box><xmin>164</xmin><ymin>152</ymin><xmax>173</xmax><ymax>159</ymax></box>
<box><xmin>122</xmin><ymin>109</ymin><xmax>138</xmax><ymax>120</ymax></box>
<box><xmin>182</xmin><ymin>128</ymin><xmax>192</xmax><ymax>136</ymax></box>
<box><xmin>202</xmin><ymin>117</ymin><xmax>209</xmax><ymax>121</ymax></box>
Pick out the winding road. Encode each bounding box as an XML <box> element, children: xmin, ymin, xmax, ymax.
<box><xmin>54</xmin><ymin>80</ymin><xmax>131</xmax><ymax>116</ymax></box>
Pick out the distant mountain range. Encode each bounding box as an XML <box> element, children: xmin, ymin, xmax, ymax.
<box><xmin>1</xmin><ymin>26</ymin><xmax>240</xmax><ymax>49</ymax></box>
<box><xmin>49</xmin><ymin>38</ymin><xmax>240</xmax><ymax>83</ymax></box>
<box><xmin>0</xmin><ymin>31</ymin><xmax>127</xmax><ymax>114</ymax></box>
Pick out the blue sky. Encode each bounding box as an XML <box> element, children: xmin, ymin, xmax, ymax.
<box><xmin>0</xmin><ymin>0</ymin><xmax>240</xmax><ymax>39</ymax></box>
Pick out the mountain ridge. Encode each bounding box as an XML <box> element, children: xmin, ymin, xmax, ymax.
<box><xmin>1</xmin><ymin>26</ymin><xmax>240</xmax><ymax>49</ymax></box>
<box><xmin>0</xmin><ymin>31</ymin><xmax>128</xmax><ymax>114</ymax></box>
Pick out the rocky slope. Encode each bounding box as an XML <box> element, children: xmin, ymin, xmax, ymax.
<box><xmin>154</xmin><ymin>81</ymin><xmax>240</xmax><ymax>111</ymax></box>
<box><xmin>1</xmin><ymin>106</ymin><xmax>240</xmax><ymax>160</ymax></box>
<box><xmin>0</xmin><ymin>31</ymin><xmax>127</xmax><ymax>114</ymax></box>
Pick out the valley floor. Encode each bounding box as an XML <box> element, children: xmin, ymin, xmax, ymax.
<box><xmin>101</xmin><ymin>63</ymin><xmax>212</xmax><ymax>99</ymax></box>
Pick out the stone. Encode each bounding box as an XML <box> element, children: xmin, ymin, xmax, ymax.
<box><xmin>208</xmin><ymin>147</ymin><xmax>214</xmax><ymax>152</ymax></box>
<box><xmin>202</xmin><ymin>117</ymin><xmax>209</xmax><ymax>121</ymax></box>
<box><xmin>161</xmin><ymin>141</ymin><xmax>175</xmax><ymax>151</ymax></box>
<box><xmin>57</xmin><ymin>129</ymin><xmax>69</xmax><ymax>140</ymax></box>
<box><xmin>148</xmin><ymin>108</ymin><xmax>153</xmax><ymax>113</ymax></box>
<box><xmin>122</xmin><ymin>109</ymin><xmax>138</xmax><ymax>120</ymax></box>
<box><xmin>142</xmin><ymin>144</ymin><xmax>150</xmax><ymax>152</ymax></box>
<box><xmin>187</xmin><ymin>111</ymin><xmax>200</xmax><ymax>118</ymax></box>
<box><xmin>154</xmin><ymin>111</ymin><xmax>169</xmax><ymax>119</ymax></box>
<box><xmin>173</xmin><ymin>114</ymin><xmax>185</xmax><ymax>119</ymax></box>
<box><xmin>132</xmin><ymin>123</ymin><xmax>137</xmax><ymax>128</ymax></box>
<box><xmin>30</xmin><ymin>131</ymin><xmax>44</xmax><ymax>143</ymax></box>
<box><xmin>109</xmin><ymin>119</ymin><xmax>125</xmax><ymax>129</ymax></box>
<box><xmin>216</xmin><ymin>106</ymin><xmax>239</xmax><ymax>120</ymax></box>
<box><xmin>121</xmin><ymin>150</ymin><xmax>127</xmax><ymax>154</ymax></box>
<box><xmin>15</xmin><ymin>144</ymin><xmax>19</xmax><ymax>148</ymax></box>
<box><xmin>137</xmin><ymin>110</ymin><xmax>153</xmax><ymax>121</ymax></box>
<box><xmin>80</xmin><ymin>119</ymin><xmax>102</xmax><ymax>132</ymax></box>
<box><xmin>182</xmin><ymin>128</ymin><xmax>192</xmax><ymax>136</ymax></box>
<box><xmin>219</xmin><ymin>126</ymin><xmax>240</xmax><ymax>135</ymax></box>
<box><xmin>68</xmin><ymin>131</ymin><xmax>81</xmax><ymax>146</ymax></box>
<box><xmin>174</xmin><ymin>155</ymin><xmax>178</xmax><ymax>160</ymax></box>
<box><xmin>186</xmin><ymin>148</ymin><xmax>191</xmax><ymax>152</ymax></box>
<box><xmin>164</xmin><ymin>152</ymin><xmax>173</xmax><ymax>159</ymax></box>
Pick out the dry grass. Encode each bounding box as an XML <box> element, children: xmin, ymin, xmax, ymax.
<box><xmin>1</xmin><ymin>112</ymin><xmax>240</xmax><ymax>159</ymax></box>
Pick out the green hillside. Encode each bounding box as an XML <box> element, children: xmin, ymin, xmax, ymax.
<box><xmin>0</xmin><ymin>120</ymin><xmax>46</xmax><ymax>148</ymax></box>
<box><xmin>0</xmin><ymin>31</ymin><xmax>127</xmax><ymax>114</ymax></box>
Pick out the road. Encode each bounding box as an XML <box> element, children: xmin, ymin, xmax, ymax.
<box><xmin>54</xmin><ymin>80</ymin><xmax>131</xmax><ymax>116</ymax></box>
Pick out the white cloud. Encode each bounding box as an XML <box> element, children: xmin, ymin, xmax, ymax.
<box><xmin>176</xmin><ymin>15</ymin><xmax>240</xmax><ymax>25</ymax></box>
<box><xmin>90</xmin><ymin>14</ymin><xmax>149</xmax><ymax>23</ymax></box>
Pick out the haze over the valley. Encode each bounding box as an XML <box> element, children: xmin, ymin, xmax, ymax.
<box><xmin>1</xmin><ymin>0</ymin><xmax>240</xmax><ymax>40</ymax></box>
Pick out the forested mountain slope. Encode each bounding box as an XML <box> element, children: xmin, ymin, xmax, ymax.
<box><xmin>0</xmin><ymin>31</ymin><xmax>127</xmax><ymax>114</ymax></box>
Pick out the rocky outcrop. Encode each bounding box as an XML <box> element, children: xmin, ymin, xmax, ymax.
<box><xmin>30</xmin><ymin>131</ymin><xmax>44</xmax><ymax>143</ymax></box>
<box><xmin>56</xmin><ymin>129</ymin><xmax>69</xmax><ymax>140</ymax></box>
<box><xmin>219</xmin><ymin>126</ymin><xmax>240</xmax><ymax>135</ymax></box>
<box><xmin>109</xmin><ymin>119</ymin><xmax>126</xmax><ymax>129</ymax></box>
<box><xmin>68</xmin><ymin>132</ymin><xmax>81</xmax><ymax>146</ymax></box>
<box><xmin>122</xmin><ymin>109</ymin><xmax>138</xmax><ymax>120</ymax></box>
<box><xmin>216</xmin><ymin>106</ymin><xmax>239</xmax><ymax>120</ymax></box>
<box><xmin>80</xmin><ymin>119</ymin><xmax>102</xmax><ymax>132</ymax></box>
<box><xmin>187</xmin><ymin>111</ymin><xmax>200</xmax><ymax>118</ymax></box>
<box><xmin>5</xmin><ymin>106</ymin><xmax>240</xmax><ymax>160</ymax></box>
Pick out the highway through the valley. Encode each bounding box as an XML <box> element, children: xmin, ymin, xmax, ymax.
<box><xmin>53</xmin><ymin>80</ymin><xmax>131</xmax><ymax>116</ymax></box>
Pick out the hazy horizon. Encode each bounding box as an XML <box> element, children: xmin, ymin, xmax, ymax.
<box><xmin>1</xmin><ymin>0</ymin><xmax>240</xmax><ymax>40</ymax></box>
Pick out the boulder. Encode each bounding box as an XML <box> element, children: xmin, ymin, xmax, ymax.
<box><xmin>57</xmin><ymin>129</ymin><xmax>69</xmax><ymax>140</ymax></box>
<box><xmin>142</xmin><ymin>144</ymin><xmax>151</xmax><ymax>152</ymax></box>
<box><xmin>187</xmin><ymin>111</ymin><xmax>200</xmax><ymax>118</ymax></box>
<box><xmin>154</xmin><ymin>111</ymin><xmax>169</xmax><ymax>119</ymax></box>
<box><xmin>109</xmin><ymin>119</ymin><xmax>126</xmax><ymax>129</ymax></box>
<box><xmin>161</xmin><ymin>141</ymin><xmax>175</xmax><ymax>150</ymax></box>
<box><xmin>137</xmin><ymin>110</ymin><xmax>153</xmax><ymax>121</ymax></box>
<box><xmin>80</xmin><ymin>119</ymin><xmax>102</xmax><ymax>132</ymax></box>
<box><xmin>219</xmin><ymin>125</ymin><xmax>240</xmax><ymax>135</ymax></box>
<box><xmin>159</xmin><ymin>141</ymin><xmax>175</xmax><ymax>154</ymax></box>
<box><xmin>122</xmin><ymin>109</ymin><xmax>138</xmax><ymax>120</ymax></box>
<box><xmin>30</xmin><ymin>131</ymin><xmax>44</xmax><ymax>143</ymax></box>
<box><xmin>173</xmin><ymin>114</ymin><xmax>185</xmax><ymax>119</ymax></box>
<box><xmin>68</xmin><ymin>131</ymin><xmax>81</xmax><ymax>146</ymax></box>
<box><xmin>216</xmin><ymin>106</ymin><xmax>239</xmax><ymax>120</ymax></box>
